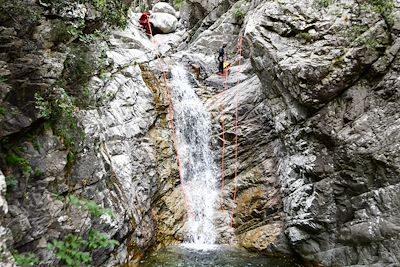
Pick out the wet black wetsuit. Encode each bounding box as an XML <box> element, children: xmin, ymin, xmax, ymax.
<box><xmin>218</xmin><ymin>47</ymin><xmax>225</xmax><ymax>73</ymax></box>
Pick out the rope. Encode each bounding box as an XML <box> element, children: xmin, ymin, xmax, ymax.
<box><xmin>219</xmin><ymin>104</ymin><xmax>226</xmax><ymax>209</ymax></box>
<box><xmin>230</xmin><ymin>33</ymin><xmax>243</xmax><ymax>227</ymax></box>
<box><xmin>146</xmin><ymin>21</ymin><xmax>193</xmax><ymax>219</ymax></box>
<box><xmin>219</xmin><ymin>49</ymin><xmax>229</xmax><ymax>209</ymax></box>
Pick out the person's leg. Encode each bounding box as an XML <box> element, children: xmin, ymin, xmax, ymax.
<box><xmin>218</xmin><ymin>61</ymin><xmax>223</xmax><ymax>73</ymax></box>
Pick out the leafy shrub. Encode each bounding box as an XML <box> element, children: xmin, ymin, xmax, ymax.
<box><xmin>87</xmin><ymin>230</ymin><xmax>119</xmax><ymax>250</ymax></box>
<box><xmin>50</xmin><ymin>20</ymin><xmax>85</xmax><ymax>44</ymax></box>
<box><xmin>62</xmin><ymin>47</ymin><xmax>94</xmax><ymax>96</ymax></box>
<box><xmin>5</xmin><ymin>176</ymin><xmax>18</xmax><ymax>190</ymax></box>
<box><xmin>48</xmin><ymin>234</ymin><xmax>91</xmax><ymax>267</ymax></box>
<box><xmin>84</xmin><ymin>0</ymin><xmax>130</xmax><ymax>28</ymax></box>
<box><xmin>48</xmin><ymin>230</ymin><xmax>119</xmax><ymax>267</ymax></box>
<box><xmin>48</xmin><ymin>194</ymin><xmax>118</xmax><ymax>267</ymax></box>
<box><xmin>233</xmin><ymin>6</ymin><xmax>246</xmax><ymax>23</ymax></box>
<box><xmin>13</xmin><ymin>252</ymin><xmax>39</xmax><ymax>266</ymax></box>
<box><xmin>67</xmin><ymin>195</ymin><xmax>113</xmax><ymax>218</ymax></box>
<box><xmin>5</xmin><ymin>152</ymin><xmax>32</xmax><ymax>175</ymax></box>
<box><xmin>34</xmin><ymin>94</ymin><xmax>51</xmax><ymax>119</ymax></box>
<box><xmin>34</xmin><ymin>87</ymin><xmax>78</xmax><ymax>149</ymax></box>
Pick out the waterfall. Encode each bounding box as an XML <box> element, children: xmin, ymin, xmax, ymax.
<box><xmin>170</xmin><ymin>65</ymin><xmax>219</xmax><ymax>244</ymax></box>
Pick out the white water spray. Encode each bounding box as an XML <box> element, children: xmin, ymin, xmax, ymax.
<box><xmin>171</xmin><ymin>65</ymin><xmax>219</xmax><ymax>244</ymax></box>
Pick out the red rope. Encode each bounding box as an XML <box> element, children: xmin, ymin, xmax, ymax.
<box><xmin>219</xmin><ymin>49</ymin><xmax>229</xmax><ymax>209</ymax></box>
<box><xmin>219</xmin><ymin>105</ymin><xmax>225</xmax><ymax>209</ymax></box>
<box><xmin>146</xmin><ymin>20</ymin><xmax>192</xmax><ymax>219</ymax></box>
<box><xmin>230</xmin><ymin>33</ymin><xmax>243</xmax><ymax>227</ymax></box>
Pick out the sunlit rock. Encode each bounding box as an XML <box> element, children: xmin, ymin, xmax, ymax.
<box><xmin>151</xmin><ymin>13</ymin><xmax>179</xmax><ymax>34</ymax></box>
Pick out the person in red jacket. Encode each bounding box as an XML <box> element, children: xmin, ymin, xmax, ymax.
<box><xmin>139</xmin><ymin>11</ymin><xmax>152</xmax><ymax>36</ymax></box>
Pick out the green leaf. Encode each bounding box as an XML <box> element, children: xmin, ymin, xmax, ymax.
<box><xmin>13</xmin><ymin>252</ymin><xmax>39</xmax><ymax>266</ymax></box>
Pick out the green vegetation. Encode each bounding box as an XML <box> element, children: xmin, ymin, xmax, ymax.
<box><xmin>5</xmin><ymin>152</ymin><xmax>32</xmax><ymax>175</ymax></box>
<box><xmin>1</xmin><ymin>0</ymin><xmax>130</xmax><ymax>33</ymax></box>
<box><xmin>8</xmin><ymin>195</ymin><xmax>118</xmax><ymax>266</ymax></box>
<box><xmin>62</xmin><ymin>47</ymin><xmax>94</xmax><ymax>100</ymax></box>
<box><xmin>314</xmin><ymin>0</ymin><xmax>335</xmax><ymax>8</ymax></box>
<box><xmin>365</xmin><ymin>0</ymin><xmax>395</xmax><ymax>28</ymax></box>
<box><xmin>318</xmin><ymin>0</ymin><xmax>395</xmax><ymax>48</ymax></box>
<box><xmin>49</xmin><ymin>234</ymin><xmax>92</xmax><ymax>267</ymax></box>
<box><xmin>13</xmin><ymin>252</ymin><xmax>39</xmax><ymax>266</ymax></box>
<box><xmin>296</xmin><ymin>32</ymin><xmax>313</xmax><ymax>43</ymax></box>
<box><xmin>0</xmin><ymin>106</ymin><xmax>6</xmax><ymax>117</ymax></box>
<box><xmin>49</xmin><ymin>230</ymin><xmax>118</xmax><ymax>267</ymax></box>
<box><xmin>48</xmin><ymin>194</ymin><xmax>118</xmax><ymax>267</ymax></box>
<box><xmin>174</xmin><ymin>0</ymin><xmax>185</xmax><ymax>10</ymax></box>
<box><xmin>0</xmin><ymin>0</ymin><xmax>41</xmax><ymax>25</ymax></box>
<box><xmin>79</xmin><ymin>30</ymin><xmax>108</xmax><ymax>45</ymax></box>
<box><xmin>67</xmin><ymin>194</ymin><xmax>113</xmax><ymax>218</ymax></box>
<box><xmin>51</xmin><ymin>20</ymin><xmax>85</xmax><ymax>44</ymax></box>
<box><xmin>341</xmin><ymin>24</ymin><xmax>382</xmax><ymax>48</ymax></box>
<box><xmin>35</xmin><ymin>87</ymin><xmax>78</xmax><ymax>149</ymax></box>
<box><xmin>87</xmin><ymin>0</ymin><xmax>129</xmax><ymax>28</ymax></box>
<box><xmin>40</xmin><ymin>21</ymin><xmax>110</xmax><ymax>167</ymax></box>
<box><xmin>34</xmin><ymin>94</ymin><xmax>51</xmax><ymax>119</ymax></box>
<box><xmin>42</xmin><ymin>0</ymin><xmax>130</xmax><ymax>28</ymax></box>
<box><xmin>139</xmin><ymin>4</ymin><xmax>149</xmax><ymax>12</ymax></box>
<box><xmin>35</xmin><ymin>88</ymin><xmax>79</xmax><ymax>177</ymax></box>
<box><xmin>233</xmin><ymin>7</ymin><xmax>246</xmax><ymax>23</ymax></box>
<box><xmin>5</xmin><ymin>176</ymin><xmax>17</xmax><ymax>190</ymax></box>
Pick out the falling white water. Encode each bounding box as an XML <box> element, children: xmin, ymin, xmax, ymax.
<box><xmin>170</xmin><ymin>65</ymin><xmax>219</xmax><ymax>244</ymax></box>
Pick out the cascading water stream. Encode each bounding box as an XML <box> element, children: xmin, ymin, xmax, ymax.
<box><xmin>140</xmin><ymin>65</ymin><xmax>304</xmax><ymax>267</ymax></box>
<box><xmin>170</xmin><ymin>65</ymin><xmax>219</xmax><ymax>244</ymax></box>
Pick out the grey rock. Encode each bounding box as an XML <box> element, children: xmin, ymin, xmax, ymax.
<box><xmin>241</xmin><ymin>0</ymin><xmax>400</xmax><ymax>265</ymax></box>
<box><xmin>152</xmin><ymin>2</ymin><xmax>177</xmax><ymax>17</ymax></box>
<box><xmin>0</xmin><ymin>171</ymin><xmax>15</xmax><ymax>266</ymax></box>
<box><xmin>2</xmin><ymin>0</ymin><xmax>400</xmax><ymax>266</ymax></box>
<box><xmin>0</xmin><ymin>171</ymin><xmax>7</xmax><ymax>215</ymax></box>
<box><xmin>150</xmin><ymin>13</ymin><xmax>179</xmax><ymax>34</ymax></box>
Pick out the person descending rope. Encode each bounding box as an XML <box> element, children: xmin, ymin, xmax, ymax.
<box><xmin>139</xmin><ymin>11</ymin><xmax>152</xmax><ymax>36</ymax></box>
<box><xmin>217</xmin><ymin>42</ymin><xmax>227</xmax><ymax>75</ymax></box>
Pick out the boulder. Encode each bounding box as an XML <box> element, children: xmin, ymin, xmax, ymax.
<box><xmin>152</xmin><ymin>2</ymin><xmax>177</xmax><ymax>17</ymax></box>
<box><xmin>150</xmin><ymin>13</ymin><xmax>178</xmax><ymax>34</ymax></box>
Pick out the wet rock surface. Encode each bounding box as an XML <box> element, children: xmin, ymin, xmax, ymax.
<box><xmin>1</xmin><ymin>0</ymin><xmax>400</xmax><ymax>266</ymax></box>
<box><xmin>180</xmin><ymin>0</ymin><xmax>400</xmax><ymax>266</ymax></box>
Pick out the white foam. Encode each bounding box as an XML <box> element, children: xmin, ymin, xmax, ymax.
<box><xmin>171</xmin><ymin>65</ymin><xmax>219</xmax><ymax>244</ymax></box>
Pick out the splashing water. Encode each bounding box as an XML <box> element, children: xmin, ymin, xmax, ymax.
<box><xmin>171</xmin><ymin>65</ymin><xmax>219</xmax><ymax>244</ymax></box>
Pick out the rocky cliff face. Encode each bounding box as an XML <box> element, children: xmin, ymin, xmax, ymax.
<box><xmin>1</xmin><ymin>0</ymin><xmax>399</xmax><ymax>266</ymax></box>
<box><xmin>179</xmin><ymin>0</ymin><xmax>400</xmax><ymax>266</ymax></box>
<box><xmin>243</xmin><ymin>1</ymin><xmax>400</xmax><ymax>266</ymax></box>
<box><xmin>0</xmin><ymin>1</ymin><xmax>164</xmax><ymax>265</ymax></box>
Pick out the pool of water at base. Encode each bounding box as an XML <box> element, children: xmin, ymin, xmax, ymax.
<box><xmin>139</xmin><ymin>244</ymin><xmax>304</xmax><ymax>267</ymax></box>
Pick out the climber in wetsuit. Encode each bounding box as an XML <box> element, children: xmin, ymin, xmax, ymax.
<box><xmin>218</xmin><ymin>42</ymin><xmax>227</xmax><ymax>74</ymax></box>
<box><xmin>139</xmin><ymin>11</ymin><xmax>155</xmax><ymax>36</ymax></box>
